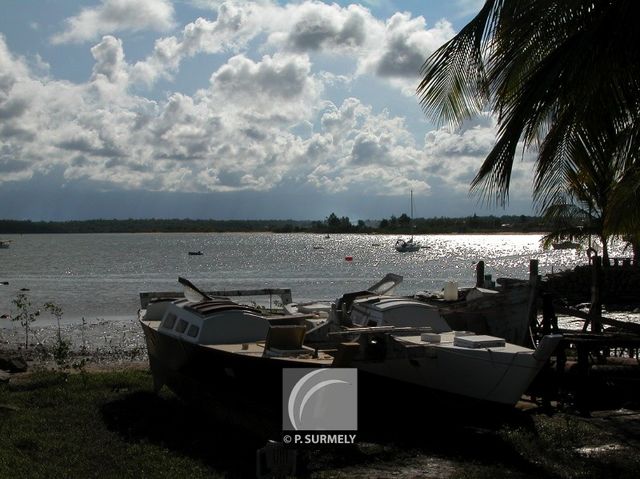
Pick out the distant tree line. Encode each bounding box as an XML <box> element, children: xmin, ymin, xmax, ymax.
<box><xmin>0</xmin><ymin>219</ymin><xmax>311</xmax><ymax>234</ymax></box>
<box><xmin>0</xmin><ymin>214</ymin><xmax>547</xmax><ymax>234</ymax></box>
<box><xmin>380</xmin><ymin>214</ymin><xmax>545</xmax><ymax>234</ymax></box>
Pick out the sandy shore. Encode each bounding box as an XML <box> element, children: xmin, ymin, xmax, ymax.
<box><xmin>0</xmin><ymin>316</ymin><xmax>147</xmax><ymax>367</ymax></box>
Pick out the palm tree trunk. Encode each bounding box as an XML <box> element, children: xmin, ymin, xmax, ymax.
<box><xmin>600</xmin><ymin>234</ymin><xmax>610</xmax><ymax>267</ymax></box>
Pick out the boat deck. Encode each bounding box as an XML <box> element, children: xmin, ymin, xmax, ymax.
<box><xmin>206</xmin><ymin>343</ymin><xmax>334</xmax><ymax>364</ymax></box>
<box><xmin>142</xmin><ymin>319</ymin><xmax>334</xmax><ymax>364</ymax></box>
<box><xmin>394</xmin><ymin>332</ymin><xmax>533</xmax><ymax>353</ymax></box>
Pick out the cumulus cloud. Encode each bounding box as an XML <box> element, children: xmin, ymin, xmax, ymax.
<box><xmin>272</xmin><ymin>2</ymin><xmax>372</xmax><ymax>52</ymax></box>
<box><xmin>422</xmin><ymin>115</ymin><xmax>534</xmax><ymax>202</ymax></box>
<box><xmin>131</xmin><ymin>2</ymin><xmax>260</xmax><ymax>85</ymax></box>
<box><xmin>1</xmin><ymin>2</ymin><xmax>526</xmax><ymax>205</ymax></box>
<box><xmin>208</xmin><ymin>53</ymin><xmax>320</xmax><ymax>119</ymax></box>
<box><xmin>0</xmin><ymin>32</ymin><xmax>437</xmax><ymax>197</ymax></box>
<box><xmin>51</xmin><ymin>0</ymin><xmax>176</xmax><ymax>44</ymax></box>
<box><xmin>358</xmin><ymin>13</ymin><xmax>455</xmax><ymax>93</ymax></box>
<box><xmin>303</xmin><ymin>98</ymin><xmax>429</xmax><ymax>195</ymax></box>
<box><xmin>373</xmin><ymin>15</ymin><xmax>453</xmax><ymax>77</ymax></box>
<box><xmin>130</xmin><ymin>1</ymin><xmax>453</xmax><ymax>93</ymax></box>
<box><xmin>90</xmin><ymin>35</ymin><xmax>129</xmax><ymax>93</ymax></box>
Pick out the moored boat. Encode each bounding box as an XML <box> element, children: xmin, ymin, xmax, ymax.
<box><xmin>394</xmin><ymin>190</ymin><xmax>423</xmax><ymax>252</ymax></box>
<box><xmin>552</xmin><ymin>241</ymin><xmax>581</xmax><ymax>250</ymax></box>
<box><xmin>394</xmin><ymin>237</ymin><xmax>421</xmax><ymax>252</ymax></box>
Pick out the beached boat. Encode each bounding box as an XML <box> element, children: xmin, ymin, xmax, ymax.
<box><xmin>282</xmin><ymin>273</ymin><xmax>404</xmax><ymax>330</ymax></box>
<box><xmin>139</xmin><ymin>277</ymin><xmax>559</xmax><ymax>408</ymax></box>
<box><xmin>289</xmin><ymin>273</ymin><xmax>532</xmax><ymax>346</ymax></box>
<box><xmin>338</xmin><ymin>296</ymin><xmax>561</xmax><ymax>405</ymax></box>
<box><xmin>138</xmin><ymin>281</ymin><xmax>335</xmax><ymax>398</ymax></box>
<box><xmin>414</xmin><ymin>280</ymin><xmax>533</xmax><ymax>346</ymax></box>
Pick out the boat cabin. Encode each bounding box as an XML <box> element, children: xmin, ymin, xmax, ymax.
<box><xmin>156</xmin><ymin>299</ymin><xmax>271</xmax><ymax>344</ymax></box>
<box><xmin>147</xmin><ymin>298</ymin><xmax>312</xmax><ymax>357</ymax></box>
<box><xmin>350</xmin><ymin>296</ymin><xmax>452</xmax><ymax>332</ymax></box>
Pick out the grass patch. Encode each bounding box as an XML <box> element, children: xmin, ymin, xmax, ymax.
<box><xmin>1</xmin><ymin>370</ymin><xmax>639</xmax><ymax>478</ymax></box>
<box><xmin>495</xmin><ymin>413</ymin><xmax>640</xmax><ymax>479</ymax></box>
<box><xmin>0</xmin><ymin>370</ymin><xmax>253</xmax><ymax>478</ymax></box>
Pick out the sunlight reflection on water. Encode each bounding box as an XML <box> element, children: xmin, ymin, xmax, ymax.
<box><xmin>0</xmin><ymin>232</ymin><xmax>629</xmax><ymax>322</ymax></box>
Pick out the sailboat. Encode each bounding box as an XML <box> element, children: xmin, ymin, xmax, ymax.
<box><xmin>395</xmin><ymin>190</ymin><xmax>422</xmax><ymax>252</ymax></box>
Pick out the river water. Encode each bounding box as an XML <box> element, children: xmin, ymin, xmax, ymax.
<box><xmin>1</xmin><ymin>232</ymin><xmax>609</xmax><ymax>325</ymax></box>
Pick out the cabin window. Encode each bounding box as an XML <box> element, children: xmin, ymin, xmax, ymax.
<box><xmin>163</xmin><ymin>313</ymin><xmax>177</xmax><ymax>330</ymax></box>
<box><xmin>176</xmin><ymin>319</ymin><xmax>189</xmax><ymax>333</ymax></box>
<box><xmin>187</xmin><ymin>325</ymin><xmax>200</xmax><ymax>338</ymax></box>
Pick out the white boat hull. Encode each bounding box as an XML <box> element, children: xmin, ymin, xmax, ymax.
<box><xmin>355</xmin><ymin>339</ymin><xmax>547</xmax><ymax>405</ymax></box>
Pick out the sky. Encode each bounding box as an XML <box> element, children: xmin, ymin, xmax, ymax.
<box><xmin>0</xmin><ymin>0</ymin><xmax>537</xmax><ymax>221</ymax></box>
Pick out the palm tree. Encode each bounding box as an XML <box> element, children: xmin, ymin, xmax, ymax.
<box><xmin>540</xmin><ymin>197</ymin><xmax>608</xmax><ymax>264</ymax></box>
<box><xmin>537</xmin><ymin>125</ymin><xmax>628</xmax><ymax>264</ymax></box>
<box><xmin>417</xmin><ymin>0</ymin><xmax>640</xmax><ymax>220</ymax></box>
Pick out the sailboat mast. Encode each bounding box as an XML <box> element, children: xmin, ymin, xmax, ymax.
<box><xmin>410</xmin><ymin>189</ymin><xmax>413</xmax><ymax>240</ymax></box>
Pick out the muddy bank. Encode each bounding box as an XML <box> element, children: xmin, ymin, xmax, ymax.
<box><xmin>0</xmin><ymin>316</ymin><xmax>147</xmax><ymax>367</ymax></box>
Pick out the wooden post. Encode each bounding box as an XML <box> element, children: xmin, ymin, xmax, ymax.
<box><xmin>476</xmin><ymin>261</ymin><xmax>485</xmax><ymax>288</ymax></box>
<box><xmin>576</xmin><ymin>342</ymin><xmax>591</xmax><ymax>416</ymax></box>
<box><xmin>590</xmin><ymin>256</ymin><xmax>602</xmax><ymax>333</ymax></box>
<box><xmin>541</xmin><ymin>293</ymin><xmax>555</xmax><ymax>336</ymax></box>
<box><xmin>529</xmin><ymin>259</ymin><xmax>539</xmax><ymax>281</ymax></box>
<box><xmin>539</xmin><ymin>292</ymin><xmax>557</xmax><ymax>410</ymax></box>
<box><xmin>556</xmin><ymin>339</ymin><xmax>567</xmax><ymax>393</ymax></box>
<box><xmin>526</xmin><ymin>259</ymin><xmax>540</xmax><ymax>346</ymax></box>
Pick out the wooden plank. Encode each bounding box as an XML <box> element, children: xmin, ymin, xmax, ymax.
<box><xmin>555</xmin><ymin>305</ymin><xmax>640</xmax><ymax>334</ymax></box>
<box><xmin>328</xmin><ymin>326</ymin><xmax>433</xmax><ymax>336</ymax></box>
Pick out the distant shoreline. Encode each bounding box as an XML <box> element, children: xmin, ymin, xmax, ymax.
<box><xmin>0</xmin><ymin>230</ymin><xmax>551</xmax><ymax>236</ymax></box>
<box><xmin>0</xmin><ymin>216</ymin><xmax>548</xmax><ymax>235</ymax></box>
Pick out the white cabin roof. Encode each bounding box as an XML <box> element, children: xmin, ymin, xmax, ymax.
<box><xmin>351</xmin><ymin>296</ymin><xmax>451</xmax><ymax>332</ymax></box>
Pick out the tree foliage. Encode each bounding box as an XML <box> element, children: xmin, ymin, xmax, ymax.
<box><xmin>0</xmin><ymin>216</ymin><xmax>544</xmax><ymax>234</ymax></box>
<box><xmin>417</xmin><ymin>0</ymin><xmax>640</xmax><ymax>225</ymax></box>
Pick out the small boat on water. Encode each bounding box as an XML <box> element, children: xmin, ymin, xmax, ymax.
<box><xmin>0</xmin><ymin>240</ymin><xmax>11</xmax><ymax>249</ymax></box>
<box><xmin>139</xmin><ymin>276</ymin><xmax>560</xmax><ymax>408</ymax></box>
<box><xmin>188</xmin><ymin>251</ymin><xmax>203</xmax><ymax>256</ymax></box>
<box><xmin>395</xmin><ymin>237</ymin><xmax>421</xmax><ymax>252</ymax></box>
<box><xmin>395</xmin><ymin>190</ymin><xmax>422</xmax><ymax>252</ymax></box>
<box><xmin>552</xmin><ymin>241</ymin><xmax>580</xmax><ymax>250</ymax></box>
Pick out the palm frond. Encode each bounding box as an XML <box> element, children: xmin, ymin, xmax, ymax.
<box><xmin>417</xmin><ymin>0</ymin><xmax>500</xmax><ymax>127</ymax></box>
<box><xmin>418</xmin><ymin>0</ymin><xmax>640</xmax><ymax>215</ymax></box>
